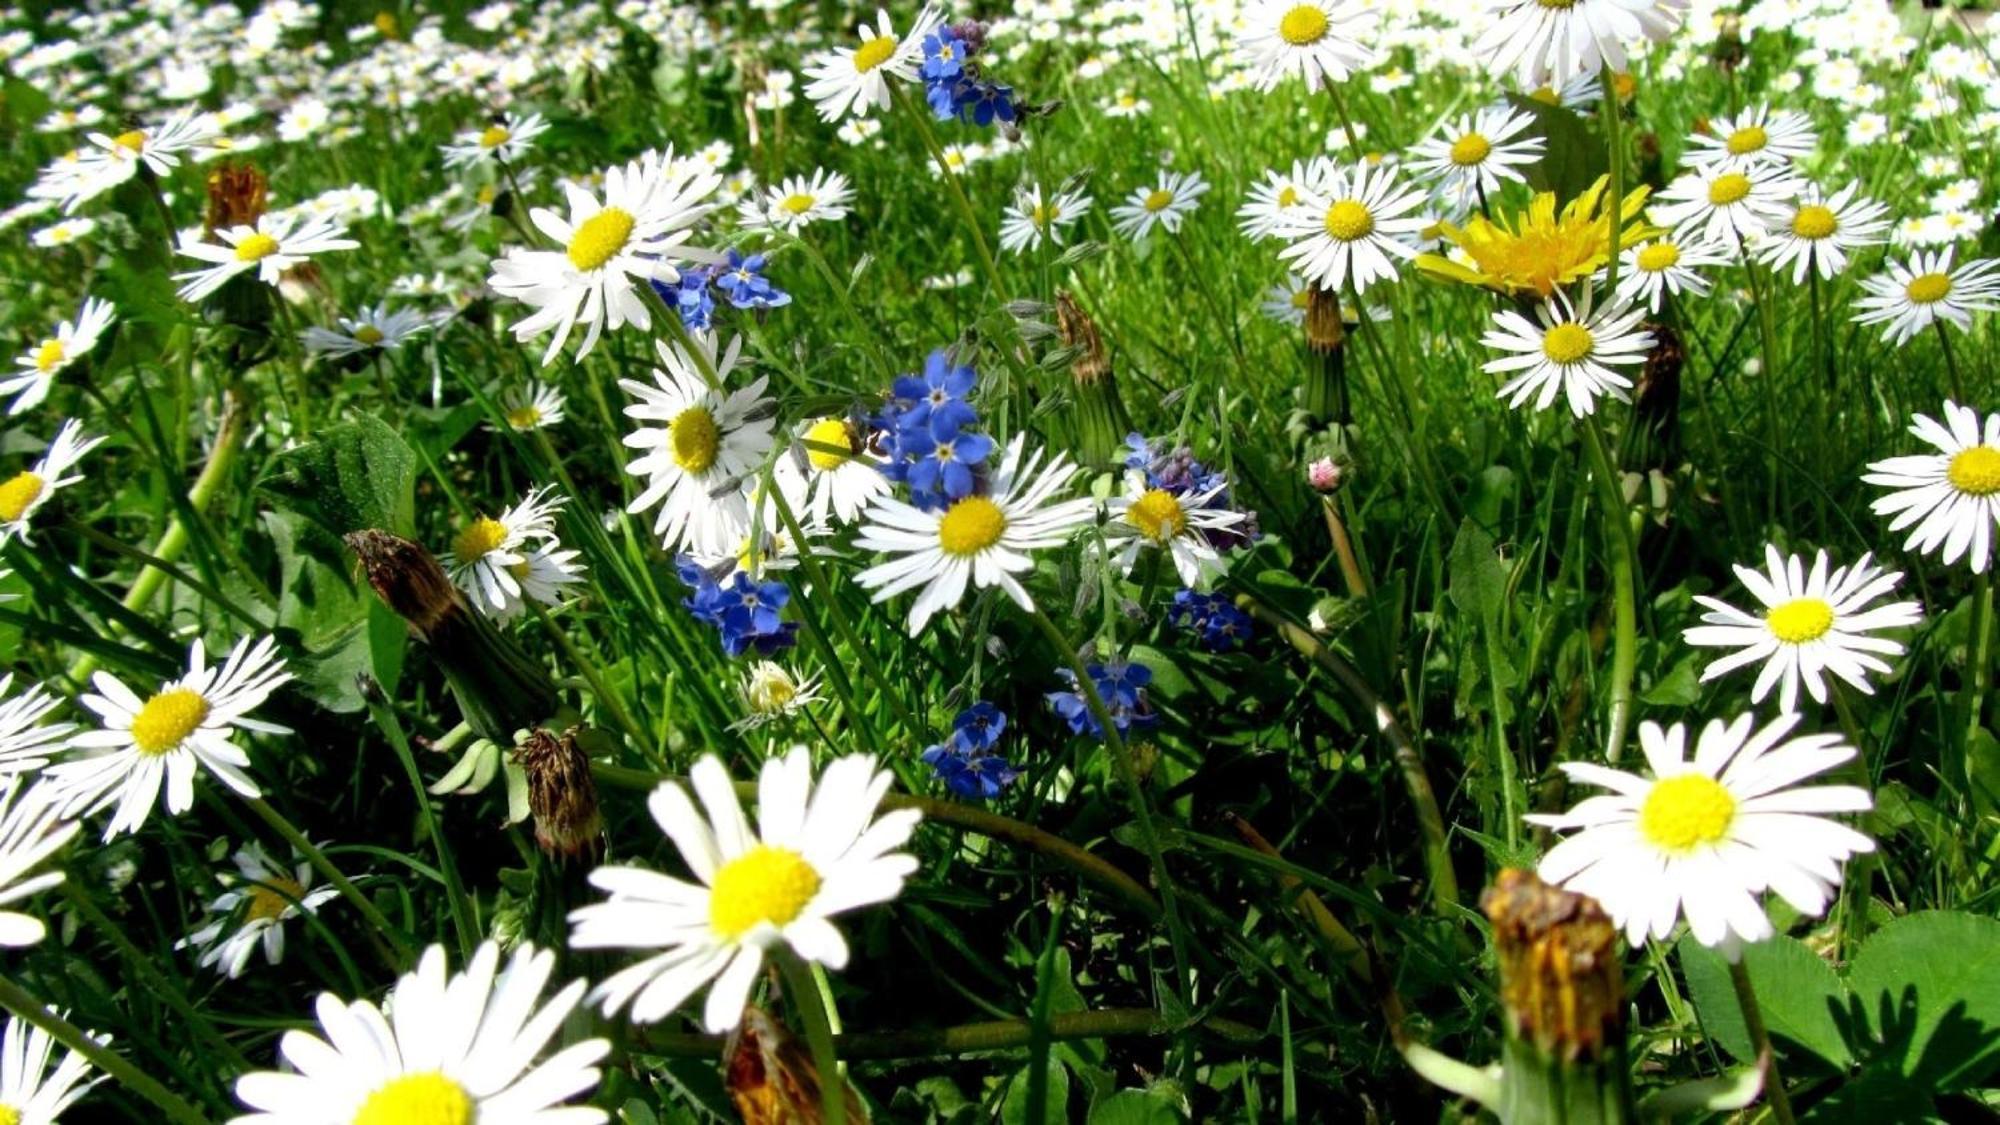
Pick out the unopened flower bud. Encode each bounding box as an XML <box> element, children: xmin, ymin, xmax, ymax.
<box><xmin>1307</xmin><ymin>458</ymin><xmax>1342</xmax><ymax>493</ymax></box>
<box><xmin>1483</xmin><ymin>868</ymin><xmax>1624</xmax><ymax>1062</ymax></box>
<box><xmin>513</xmin><ymin>727</ymin><xmax>603</xmax><ymax>861</ymax></box>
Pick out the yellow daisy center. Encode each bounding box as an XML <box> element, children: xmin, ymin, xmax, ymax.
<box><xmin>1528</xmin><ymin>85</ymin><xmax>1559</xmax><ymax>105</ymax></box>
<box><xmin>565</xmin><ymin>206</ymin><xmax>635</xmax><ymax>271</ymax></box>
<box><xmin>1322</xmin><ymin>199</ymin><xmax>1374</xmax><ymax>241</ymax></box>
<box><xmin>478</xmin><ymin>125</ymin><xmax>511</xmax><ymax>149</ymax></box>
<box><xmin>1791</xmin><ymin>204</ymin><xmax>1837</xmax><ymax>240</ymax></box>
<box><xmin>853</xmin><ymin>34</ymin><xmax>898</xmax><ymax>72</ymax></box>
<box><xmin>234</xmin><ymin>233</ymin><xmax>282</xmax><ymax>262</ymax></box>
<box><xmin>33</xmin><ymin>339</ymin><xmax>64</xmax><ymax>373</ymax></box>
<box><xmin>452</xmin><ymin>517</ymin><xmax>509</xmax><ymax>565</ymax></box>
<box><xmin>353</xmin><ymin>325</ymin><xmax>385</xmax><ymax>345</ymax></box>
<box><xmin>131</xmin><ymin>687</ymin><xmax>210</xmax><ymax>756</ymax></box>
<box><xmin>1947</xmin><ymin>445</ymin><xmax>2000</xmax><ymax>495</ymax></box>
<box><xmin>803</xmin><ymin>418</ymin><xmax>854</xmax><ymax>471</ymax></box>
<box><xmin>1765</xmin><ymin>597</ymin><xmax>1835</xmax><ymax>644</ymax></box>
<box><xmin>779</xmin><ymin>193</ymin><xmax>816</xmax><ymax>215</ymax></box>
<box><xmin>670</xmin><ymin>405</ymin><xmax>722</xmax><ymax>474</ymax></box>
<box><xmin>1725</xmin><ymin>125</ymin><xmax>1768</xmax><ymax>155</ymax></box>
<box><xmin>1278</xmin><ymin>4</ymin><xmax>1329</xmax><ymax>45</ymax></box>
<box><xmin>372</xmin><ymin>11</ymin><xmax>399</xmax><ymax>38</ymax></box>
<box><xmin>352</xmin><ymin>1072</ymin><xmax>473</xmax><ymax>1125</ymax></box>
<box><xmin>1541</xmin><ymin>323</ymin><xmax>1594</xmax><ymax>364</ymax></box>
<box><xmin>506</xmin><ymin>404</ymin><xmax>543</xmax><ymax>429</ymax></box>
<box><xmin>1032</xmin><ymin>201</ymin><xmax>1058</xmax><ymax>227</ymax></box>
<box><xmin>0</xmin><ymin>472</ymin><xmax>45</xmax><ymax>523</ymax></box>
<box><xmin>1639</xmin><ymin>774</ymin><xmax>1738</xmax><ymax>852</ymax></box>
<box><xmin>0</xmin><ymin>1103</ymin><xmax>20</xmax><ymax>1125</ymax></box>
<box><xmin>1289</xmin><ymin>288</ymin><xmax>1311</xmax><ymax>309</ymax></box>
<box><xmin>1449</xmin><ymin>132</ymin><xmax>1493</xmax><ymax>167</ymax></box>
<box><xmin>1708</xmin><ymin>173</ymin><xmax>1752</xmax><ymax>206</ymax></box>
<box><xmin>1636</xmin><ymin>242</ymin><xmax>1681</xmax><ymax>272</ymax></box>
<box><xmin>747</xmin><ymin>670</ymin><xmax>797</xmax><ymax>713</ymax></box>
<box><xmin>1537</xmin><ymin>0</ymin><xmax>1578</xmax><ymax>7</ymax></box>
<box><xmin>247</xmin><ymin>876</ymin><xmax>306</xmax><ymax>923</ymax></box>
<box><xmin>1127</xmin><ymin>488</ymin><xmax>1187</xmax><ymax>543</ymax></box>
<box><xmin>1142</xmin><ymin>188</ymin><xmax>1174</xmax><ymax>212</ymax></box>
<box><xmin>937</xmin><ymin>495</ymin><xmax>1007</xmax><ymax>557</ymax></box>
<box><xmin>113</xmin><ymin>129</ymin><xmax>147</xmax><ymax>153</ymax></box>
<box><xmin>709</xmin><ymin>845</ymin><xmax>822</xmax><ymax>939</ymax></box>
<box><xmin>476</xmin><ymin>184</ymin><xmax>498</xmax><ymax>206</ymax></box>
<box><xmin>1905</xmin><ymin>272</ymin><xmax>1952</xmax><ymax>304</ymax></box>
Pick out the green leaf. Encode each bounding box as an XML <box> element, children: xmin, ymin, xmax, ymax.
<box><xmin>1001</xmin><ymin>1056</ymin><xmax>1069</xmax><ymax>1125</ymax></box>
<box><xmin>1447</xmin><ymin>519</ymin><xmax>1508</xmax><ymax>626</ymax></box>
<box><xmin>261</xmin><ymin>414</ymin><xmax>417</xmax><ymax>537</ymax></box>
<box><xmin>1678</xmin><ymin>933</ymin><xmax>1853</xmax><ymax>1071</ymax></box>
<box><xmin>1845</xmin><ymin>911</ymin><xmax>2000</xmax><ymax>1090</ymax></box>
<box><xmin>1130</xmin><ymin>645</ymin><xmax>1193</xmax><ymax>703</ymax></box>
<box><xmin>1508</xmin><ymin>95</ymin><xmax>1607</xmax><ymax>206</ymax></box>
<box><xmin>1086</xmin><ymin>1088</ymin><xmax>1185</xmax><ymax>1124</ymax></box>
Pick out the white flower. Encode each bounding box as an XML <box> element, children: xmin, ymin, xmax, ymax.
<box><xmin>49</xmin><ymin>635</ymin><xmax>291</xmax><ymax>840</ymax></box>
<box><xmin>1483</xmin><ymin>287</ymin><xmax>1653</xmax><ymax>417</ymax></box>
<box><xmin>1233</xmin><ymin>0</ymin><xmax>1378</xmax><ymax>93</ymax></box>
<box><xmin>738</xmin><ymin>168</ymin><xmax>854</xmax><ymax>235</ymax></box>
<box><xmin>56</xmin><ymin>109</ymin><xmax>222</xmax><ymax>212</ymax></box>
<box><xmin>1237</xmin><ymin>159</ymin><xmax>1333</xmax><ymax>241</ymax></box>
<box><xmin>1684</xmin><ymin>545</ymin><xmax>1922</xmax><ymax>713</ymax></box>
<box><xmin>1274</xmin><ymin>161</ymin><xmax>1430</xmax><ymax>294</ymax></box>
<box><xmin>498</xmin><ymin>381</ymin><xmax>566</xmax><ymax>432</ymax></box>
<box><xmin>0</xmin><ymin>1012</ymin><xmax>103</xmax><ymax>1117</ymax></box>
<box><xmin>2</xmin><ymin>297</ymin><xmax>113</xmax><ymax>415</ymax></box>
<box><xmin>1863</xmin><ymin>401</ymin><xmax>2000</xmax><ymax>574</ymax></box>
<box><xmin>1650</xmin><ymin>162</ymin><xmax>1800</xmax><ymax>247</ymax></box>
<box><xmin>0</xmin><ymin>675</ymin><xmax>72</xmax><ymax>777</ymax></box>
<box><xmin>30</xmin><ymin>216</ymin><xmax>96</xmax><ymax>249</ymax></box>
<box><xmin>1110</xmin><ymin>170</ymin><xmax>1209</xmax><ymax>244</ymax></box>
<box><xmin>802</xmin><ymin>6</ymin><xmax>942</xmax><ymax>122</ymax></box>
<box><xmin>1755</xmin><ymin>182</ymin><xmax>1890</xmax><ymax>284</ymax></box>
<box><xmin>1407</xmin><ymin>105</ymin><xmax>1546</xmax><ymax>210</ymax></box>
<box><xmin>1528</xmin><ymin>712</ymin><xmax>1873</xmax><ymax>952</ymax></box>
<box><xmin>791</xmin><ymin>417</ymin><xmax>890</xmax><ymax>526</ymax></box>
<box><xmin>230</xmin><ymin>942</ymin><xmax>609</xmax><ymax>1124</ymax></box>
<box><xmin>1615</xmin><ymin>233</ymin><xmax>1730</xmax><ymax>312</ymax></box>
<box><xmin>1685</xmin><ymin>104</ymin><xmax>1818</xmax><ymax>172</ymax></box>
<box><xmin>855</xmin><ymin>435</ymin><xmax>1095</xmax><ymax>635</ymax></box>
<box><xmin>999</xmin><ymin>184</ymin><xmax>1092</xmax><ymax>254</ymax></box>
<box><xmin>174</xmin><ymin>212</ymin><xmax>359</xmax><ymax>303</ymax></box>
<box><xmin>0</xmin><ymin>780</ymin><xmax>80</xmax><ymax>947</ymax></box>
<box><xmin>568</xmin><ymin>748</ymin><xmax>919</xmax><ymax>1031</ymax></box>
<box><xmin>1851</xmin><ymin>249</ymin><xmax>2000</xmax><ymax>346</ymax></box>
<box><xmin>488</xmin><ymin>150</ymin><xmax>722</xmax><ymax>365</ymax></box>
<box><xmin>179</xmin><ymin>842</ymin><xmax>338</xmax><ymax>979</ymax></box>
<box><xmin>300</xmin><ymin>304</ymin><xmax>434</xmax><ymax>358</ymax></box>
<box><xmin>621</xmin><ymin>334</ymin><xmax>776</xmax><ymax>556</ymax></box>
<box><xmin>729</xmin><ymin>662</ymin><xmax>824</xmax><ymax>732</ymax></box>
<box><xmin>1103</xmin><ymin>471</ymin><xmax>1248</xmax><ymax>588</ymax></box>
<box><xmin>441</xmin><ymin>110</ymin><xmax>549</xmax><ymax>168</ymax></box>
<box><xmin>0</xmin><ymin>419</ymin><xmax>104</xmax><ymax>545</ymax></box>
<box><xmin>1477</xmin><ymin>0</ymin><xmax>1687</xmax><ymax>88</ymax></box>
<box><xmin>447</xmin><ymin>486</ymin><xmax>581</xmax><ymax>622</ymax></box>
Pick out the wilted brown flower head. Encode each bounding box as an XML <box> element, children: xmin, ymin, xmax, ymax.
<box><xmin>726</xmin><ymin>1006</ymin><xmax>870</xmax><ymax>1125</ymax></box>
<box><xmin>1055</xmin><ymin>290</ymin><xmax>1110</xmax><ymax>386</ymax></box>
<box><xmin>1482</xmin><ymin>868</ymin><xmax>1625</xmax><ymax>1061</ymax></box>
<box><xmin>205</xmin><ymin>163</ymin><xmax>267</xmax><ymax>235</ymax></box>
<box><xmin>513</xmin><ymin>728</ymin><xmax>603</xmax><ymax>860</ymax></box>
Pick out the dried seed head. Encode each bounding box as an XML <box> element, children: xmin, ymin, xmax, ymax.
<box><xmin>513</xmin><ymin>728</ymin><xmax>603</xmax><ymax>860</ymax></box>
<box><xmin>1055</xmin><ymin>290</ymin><xmax>1110</xmax><ymax>386</ymax></box>
<box><xmin>205</xmin><ymin>163</ymin><xmax>267</xmax><ymax>235</ymax></box>
<box><xmin>1305</xmin><ymin>285</ymin><xmax>1346</xmax><ymax>355</ymax></box>
<box><xmin>1482</xmin><ymin>869</ymin><xmax>1625</xmax><ymax>1062</ymax></box>
<box><xmin>345</xmin><ymin>529</ymin><xmax>461</xmax><ymax>638</ymax></box>
<box><xmin>726</xmin><ymin>1006</ymin><xmax>871</xmax><ymax>1125</ymax></box>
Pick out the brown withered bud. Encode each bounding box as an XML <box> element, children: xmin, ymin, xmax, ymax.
<box><xmin>1632</xmin><ymin>320</ymin><xmax>1684</xmax><ymax>470</ymax></box>
<box><xmin>205</xmin><ymin>163</ymin><xmax>268</xmax><ymax>235</ymax></box>
<box><xmin>726</xmin><ymin>1006</ymin><xmax>870</xmax><ymax>1125</ymax></box>
<box><xmin>514</xmin><ymin>728</ymin><xmax>603</xmax><ymax>860</ymax></box>
<box><xmin>1054</xmin><ymin>290</ymin><xmax>1109</xmax><ymax>385</ymax></box>
<box><xmin>1482</xmin><ymin>869</ymin><xmax>1624</xmax><ymax>1062</ymax></box>
<box><xmin>1305</xmin><ymin>284</ymin><xmax>1346</xmax><ymax>355</ymax></box>
<box><xmin>346</xmin><ymin>529</ymin><xmax>461</xmax><ymax>638</ymax></box>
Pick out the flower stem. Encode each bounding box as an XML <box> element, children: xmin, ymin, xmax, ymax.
<box><xmin>1727</xmin><ymin>957</ymin><xmax>1798</xmax><ymax>1125</ymax></box>
<box><xmin>895</xmin><ymin>89</ymin><xmax>1005</xmax><ymax>304</ymax></box>
<box><xmin>1933</xmin><ymin>320</ymin><xmax>1967</xmax><ymax>401</ymax></box>
<box><xmin>244</xmin><ymin>797</ymin><xmax>413</xmax><ymax>967</ymax></box>
<box><xmin>1600</xmin><ymin>65</ymin><xmax>1625</xmax><ymax>300</ymax></box>
<box><xmin>776</xmin><ymin>947</ymin><xmax>848</xmax><ymax>1125</ymax></box>
<box><xmin>361</xmin><ymin>687</ymin><xmax>479</xmax><ymax>963</ymax></box>
<box><xmin>1965</xmin><ymin>568</ymin><xmax>1994</xmax><ymax>798</ymax></box>
<box><xmin>0</xmin><ymin>973</ymin><xmax>213</xmax><ymax>1125</ymax></box>
<box><xmin>1580</xmin><ymin>416</ymin><xmax>1637</xmax><ymax>763</ymax></box>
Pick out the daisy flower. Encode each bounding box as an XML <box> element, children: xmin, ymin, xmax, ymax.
<box><xmin>2</xmin><ymin>297</ymin><xmax>113</xmax><ymax>416</ymax></box>
<box><xmin>621</xmin><ymin>333</ymin><xmax>776</xmax><ymax>557</ymax></box>
<box><xmin>0</xmin><ymin>419</ymin><xmax>104</xmax><ymax>546</ymax></box>
<box><xmin>179</xmin><ymin>842</ymin><xmax>338</xmax><ymax>979</ymax></box>
<box><xmin>299</xmin><ymin>304</ymin><xmax>434</xmax><ymax>358</ymax></box>
<box><xmin>0</xmin><ymin>675</ymin><xmax>72</xmax><ymax>776</ymax></box>
<box><xmin>1684</xmin><ymin>545</ymin><xmax>1922</xmax><ymax>713</ymax></box>
<box><xmin>1237</xmin><ymin>159</ymin><xmax>1333</xmax><ymax>241</ymax></box>
<box><xmin>803</xmin><ymin>7</ymin><xmax>943</xmax><ymax>122</ymax></box>
<box><xmin>440</xmin><ymin>110</ymin><xmax>549</xmax><ymax>168</ymax></box>
<box><xmin>1851</xmin><ymin>249</ymin><xmax>2000</xmax><ymax>346</ymax></box>
<box><xmin>739</xmin><ymin>168</ymin><xmax>854</xmax><ymax>235</ymax></box>
<box><xmin>1233</xmin><ymin>0</ymin><xmax>1378</xmax><ymax>93</ymax></box>
<box><xmin>1110</xmin><ymin>170</ymin><xmax>1209</xmax><ymax>244</ymax></box>
<box><xmin>1407</xmin><ymin>105</ymin><xmax>1546</xmax><ymax>210</ymax></box>
<box><xmin>1482</xmin><ymin>287</ymin><xmax>1653</xmax><ymax>417</ymax></box>
<box><xmin>1756</xmin><ymin>182</ymin><xmax>1890</xmax><ymax>284</ymax></box>
<box><xmin>1527</xmin><ymin>712</ymin><xmax>1873</xmax><ymax>951</ymax></box>
<box><xmin>792</xmin><ymin>417</ymin><xmax>889</xmax><ymax>526</ymax></box>
<box><xmin>30</xmin><ymin>216</ymin><xmax>97</xmax><ymax>249</ymax></box>
<box><xmin>1103</xmin><ymin>469</ymin><xmax>1250</xmax><ymax>587</ymax></box>
<box><xmin>60</xmin><ymin>108</ymin><xmax>221</xmax><ymax>212</ymax></box>
<box><xmin>1275</xmin><ymin>161</ymin><xmax>1431</xmax><ymax>294</ymax></box>
<box><xmin>498</xmin><ymin>381</ymin><xmax>566</xmax><ymax>432</ymax></box>
<box><xmin>1685</xmin><ymin>104</ymin><xmax>1818</xmax><ymax>172</ymax></box>
<box><xmin>729</xmin><ymin>662</ymin><xmax>825</xmax><ymax>732</ymax></box>
<box><xmin>1863</xmin><ymin>401</ymin><xmax>2000</xmax><ymax>573</ymax></box>
<box><xmin>488</xmin><ymin>151</ymin><xmax>722</xmax><ymax>365</ymax></box>
<box><xmin>0</xmin><ymin>780</ymin><xmax>80</xmax><ymax>947</ymax></box>
<box><xmin>568</xmin><ymin>747</ymin><xmax>920</xmax><ymax>1031</ymax></box>
<box><xmin>48</xmin><ymin>635</ymin><xmax>291</xmax><ymax>840</ymax></box>
<box><xmin>1477</xmin><ymin>0</ymin><xmax>1687</xmax><ymax>88</ymax></box>
<box><xmin>231</xmin><ymin>941</ymin><xmax>610</xmax><ymax>1124</ymax></box>
<box><xmin>0</xmin><ymin>1012</ymin><xmax>103</xmax><ymax>1118</ymax></box>
<box><xmin>1650</xmin><ymin>163</ymin><xmax>1799</xmax><ymax>248</ymax></box>
<box><xmin>855</xmin><ymin>435</ymin><xmax>1095</xmax><ymax>635</ymax></box>
<box><xmin>174</xmin><ymin>212</ymin><xmax>358</xmax><ymax>302</ymax></box>
<box><xmin>998</xmin><ymin>183</ymin><xmax>1093</xmax><ymax>254</ymax></box>
<box><xmin>1615</xmin><ymin>233</ymin><xmax>1729</xmax><ymax>312</ymax></box>
<box><xmin>447</xmin><ymin>486</ymin><xmax>575</xmax><ymax>621</ymax></box>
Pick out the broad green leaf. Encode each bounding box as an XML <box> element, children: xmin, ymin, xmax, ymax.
<box><xmin>261</xmin><ymin>414</ymin><xmax>417</xmax><ymax>537</ymax></box>
<box><xmin>1087</xmin><ymin>1088</ymin><xmax>1184</xmax><ymax>1125</ymax></box>
<box><xmin>1001</xmin><ymin>1056</ymin><xmax>1069</xmax><ymax>1125</ymax></box>
<box><xmin>1845</xmin><ymin>911</ymin><xmax>2000</xmax><ymax>1090</ymax></box>
<box><xmin>1447</xmin><ymin>519</ymin><xmax>1508</xmax><ymax>625</ymax></box>
<box><xmin>1508</xmin><ymin>95</ymin><xmax>1607</xmax><ymax>206</ymax></box>
<box><xmin>1679</xmin><ymin>933</ymin><xmax>1853</xmax><ymax>1071</ymax></box>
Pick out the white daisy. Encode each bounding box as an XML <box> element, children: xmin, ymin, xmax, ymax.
<box><xmin>728</xmin><ymin>662</ymin><xmax>825</xmax><ymax>732</ymax></box>
<box><xmin>0</xmin><ymin>419</ymin><xmax>104</xmax><ymax>545</ymax></box>
<box><xmin>488</xmin><ymin>150</ymin><xmax>722</xmax><ymax>365</ymax></box>
<box><xmin>447</xmin><ymin>486</ymin><xmax>579</xmax><ymax>621</ymax></box>
<box><xmin>1237</xmin><ymin>159</ymin><xmax>1333</xmax><ymax>241</ymax></box>
<box><xmin>1615</xmin><ymin>233</ymin><xmax>1730</xmax><ymax>312</ymax></box>
<box><xmin>998</xmin><ymin>184</ymin><xmax>1092</xmax><ymax>254</ymax></box>
<box><xmin>621</xmin><ymin>333</ymin><xmax>776</xmax><ymax>557</ymax></box>
<box><xmin>1851</xmin><ymin>249</ymin><xmax>2000</xmax><ymax>346</ymax></box>
<box><xmin>1233</xmin><ymin>0</ymin><xmax>1378</xmax><ymax>93</ymax></box>
<box><xmin>1756</xmin><ymin>182</ymin><xmax>1891</xmax><ymax>284</ymax></box>
<box><xmin>855</xmin><ymin>435</ymin><xmax>1095</xmax><ymax>635</ymax></box>
<box><xmin>48</xmin><ymin>635</ymin><xmax>291</xmax><ymax>840</ymax></box>
<box><xmin>0</xmin><ymin>675</ymin><xmax>72</xmax><ymax>777</ymax></box>
<box><xmin>174</xmin><ymin>212</ymin><xmax>359</xmax><ymax>303</ymax></box>
<box><xmin>568</xmin><ymin>747</ymin><xmax>920</xmax><ymax>1031</ymax></box>
<box><xmin>1407</xmin><ymin>105</ymin><xmax>1546</xmax><ymax>210</ymax></box>
<box><xmin>299</xmin><ymin>304</ymin><xmax>434</xmax><ymax>358</ymax></box>
<box><xmin>30</xmin><ymin>216</ymin><xmax>97</xmax><ymax>249</ymax></box>
<box><xmin>1109</xmin><ymin>170</ymin><xmax>1209</xmax><ymax>244</ymax></box>
<box><xmin>0</xmin><ymin>1012</ymin><xmax>103</xmax><ymax>1118</ymax></box>
<box><xmin>2</xmin><ymin>296</ymin><xmax>113</xmax><ymax>415</ymax></box>
<box><xmin>59</xmin><ymin>108</ymin><xmax>222</xmax><ymax>212</ymax></box>
<box><xmin>1528</xmin><ymin>712</ymin><xmax>1873</xmax><ymax>951</ymax></box>
<box><xmin>739</xmin><ymin>168</ymin><xmax>854</xmax><ymax>235</ymax></box>
<box><xmin>498</xmin><ymin>381</ymin><xmax>566</xmax><ymax>432</ymax></box>
<box><xmin>1103</xmin><ymin>471</ymin><xmax>1249</xmax><ymax>588</ymax></box>
<box><xmin>1477</xmin><ymin>0</ymin><xmax>1687</xmax><ymax>88</ymax></box>
<box><xmin>179</xmin><ymin>842</ymin><xmax>339</xmax><ymax>979</ymax></box>
<box><xmin>1684</xmin><ymin>104</ymin><xmax>1818</xmax><ymax>172</ymax></box>
<box><xmin>1275</xmin><ymin>161</ymin><xmax>1431</xmax><ymax>294</ymax></box>
<box><xmin>231</xmin><ymin>941</ymin><xmax>610</xmax><ymax>1124</ymax></box>
<box><xmin>791</xmin><ymin>416</ymin><xmax>890</xmax><ymax>526</ymax></box>
<box><xmin>802</xmin><ymin>6</ymin><xmax>942</xmax><ymax>122</ymax></box>
<box><xmin>440</xmin><ymin>110</ymin><xmax>550</xmax><ymax>169</ymax></box>
<box><xmin>0</xmin><ymin>779</ymin><xmax>80</xmax><ymax>947</ymax></box>
<box><xmin>1684</xmin><ymin>545</ymin><xmax>1922</xmax><ymax>714</ymax></box>
<box><xmin>1650</xmin><ymin>163</ymin><xmax>1800</xmax><ymax>248</ymax></box>
<box><xmin>1483</xmin><ymin>287</ymin><xmax>1653</xmax><ymax>417</ymax></box>
<box><xmin>1863</xmin><ymin>401</ymin><xmax>2000</xmax><ymax>574</ymax></box>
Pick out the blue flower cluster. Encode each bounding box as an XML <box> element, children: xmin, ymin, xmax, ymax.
<box><xmin>1047</xmin><ymin>658</ymin><xmax>1159</xmax><ymax>739</ymax></box>
<box><xmin>921</xmin><ymin>701</ymin><xmax>1021</xmax><ymax>799</ymax></box>
<box><xmin>1124</xmin><ymin>433</ymin><xmax>1258</xmax><ymax>548</ymax></box>
<box><xmin>676</xmin><ymin>558</ymin><xmax>798</xmax><ymax>657</ymax></box>
<box><xmin>920</xmin><ymin>21</ymin><xmax>1016</xmax><ymax>127</ymax></box>
<box><xmin>1169</xmin><ymin>590</ymin><xmax>1253</xmax><ymax>651</ymax></box>
<box><xmin>874</xmin><ymin>349</ymin><xmax>994</xmax><ymax>511</ymax></box>
<box><xmin>656</xmin><ymin>250</ymin><xmax>791</xmax><ymax>332</ymax></box>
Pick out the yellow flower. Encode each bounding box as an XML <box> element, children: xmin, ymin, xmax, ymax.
<box><xmin>1416</xmin><ymin>176</ymin><xmax>1659</xmax><ymax>299</ymax></box>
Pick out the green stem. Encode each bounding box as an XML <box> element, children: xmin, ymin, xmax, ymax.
<box><xmin>1740</xmin><ymin>244</ymin><xmax>1786</xmax><ymax>516</ymax></box>
<box><xmin>1600</xmin><ymin>65</ymin><xmax>1624</xmax><ymax>300</ymax></box>
<box><xmin>640</xmin><ymin>1006</ymin><xmax>1261</xmax><ymax>1059</ymax></box>
<box><xmin>1934</xmin><ymin>320</ymin><xmax>1967</xmax><ymax>401</ymax></box>
<box><xmin>244</xmin><ymin>797</ymin><xmax>413</xmax><ymax>967</ymax></box>
<box><xmin>362</xmin><ymin>689</ymin><xmax>479</xmax><ymax>962</ymax></box>
<box><xmin>777</xmin><ymin>948</ymin><xmax>847</xmax><ymax>1125</ymax></box>
<box><xmin>1964</xmin><ymin>569</ymin><xmax>1994</xmax><ymax>797</ymax></box>
<box><xmin>896</xmin><ymin>89</ymin><xmax>1005</xmax><ymax>302</ymax></box>
<box><xmin>0</xmin><ymin>973</ymin><xmax>213</xmax><ymax>1125</ymax></box>
<box><xmin>1728</xmin><ymin>958</ymin><xmax>1798</xmax><ymax>1125</ymax></box>
<box><xmin>528</xmin><ymin>602</ymin><xmax>645</xmax><ymax>748</ymax></box>
<box><xmin>1580</xmin><ymin>417</ymin><xmax>1638</xmax><ymax>763</ymax></box>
